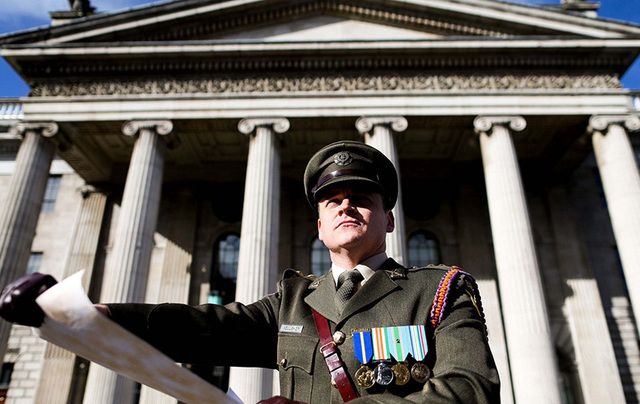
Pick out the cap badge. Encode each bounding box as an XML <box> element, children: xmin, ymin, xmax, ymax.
<box><xmin>333</xmin><ymin>152</ymin><xmax>353</xmax><ymax>166</ymax></box>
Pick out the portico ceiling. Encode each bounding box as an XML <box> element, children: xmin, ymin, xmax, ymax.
<box><xmin>53</xmin><ymin>114</ymin><xmax>589</xmax><ymax>184</ymax></box>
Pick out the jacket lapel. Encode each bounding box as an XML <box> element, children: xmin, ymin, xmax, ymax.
<box><xmin>338</xmin><ymin>259</ymin><xmax>403</xmax><ymax>323</ymax></box>
<box><xmin>304</xmin><ymin>273</ymin><xmax>339</xmax><ymax>324</ymax></box>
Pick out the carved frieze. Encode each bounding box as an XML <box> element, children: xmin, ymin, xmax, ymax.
<box><xmin>30</xmin><ymin>74</ymin><xmax>621</xmax><ymax>97</ymax></box>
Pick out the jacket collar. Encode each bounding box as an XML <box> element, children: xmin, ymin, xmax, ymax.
<box><xmin>304</xmin><ymin>258</ymin><xmax>404</xmax><ymax>325</ymax></box>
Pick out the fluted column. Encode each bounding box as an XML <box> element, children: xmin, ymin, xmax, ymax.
<box><xmin>0</xmin><ymin>122</ymin><xmax>58</xmax><ymax>359</ymax></box>
<box><xmin>356</xmin><ymin>116</ymin><xmax>408</xmax><ymax>264</ymax></box>
<box><xmin>473</xmin><ymin>116</ymin><xmax>562</xmax><ymax>404</ymax></box>
<box><xmin>83</xmin><ymin>120</ymin><xmax>172</xmax><ymax>404</ymax></box>
<box><xmin>228</xmin><ymin>118</ymin><xmax>289</xmax><ymax>404</ymax></box>
<box><xmin>35</xmin><ymin>186</ymin><xmax>108</xmax><ymax>404</ymax></box>
<box><xmin>589</xmin><ymin>115</ymin><xmax>640</xmax><ymax>335</ymax></box>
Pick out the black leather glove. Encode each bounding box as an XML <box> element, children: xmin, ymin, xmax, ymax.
<box><xmin>0</xmin><ymin>273</ymin><xmax>57</xmax><ymax>327</ymax></box>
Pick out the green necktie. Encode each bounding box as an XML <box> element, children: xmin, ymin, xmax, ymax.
<box><xmin>335</xmin><ymin>270</ymin><xmax>363</xmax><ymax>314</ymax></box>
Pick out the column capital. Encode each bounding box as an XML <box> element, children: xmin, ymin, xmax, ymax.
<box><xmin>237</xmin><ymin>118</ymin><xmax>290</xmax><ymax>135</ymax></box>
<box><xmin>588</xmin><ymin>115</ymin><xmax>640</xmax><ymax>134</ymax></box>
<box><xmin>473</xmin><ymin>116</ymin><xmax>526</xmax><ymax>135</ymax></box>
<box><xmin>78</xmin><ymin>184</ymin><xmax>110</xmax><ymax>199</ymax></box>
<box><xmin>355</xmin><ymin>116</ymin><xmax>408</xmax><ymax>135</ymax></box>
<box><xmin>122</xmin><ymin>120</ymin><xmax>173</xmax><ymax>137</ymax></box>
<box><xmin>11</xmin><ymin>122</ymin><xmax>59</xmax><ymax>138</ymax></box>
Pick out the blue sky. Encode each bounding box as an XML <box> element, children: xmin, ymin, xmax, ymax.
<box><xmin>1</xmin><ymin>0</ymin><xmax>639</xmax><ymax>97</ymax></box>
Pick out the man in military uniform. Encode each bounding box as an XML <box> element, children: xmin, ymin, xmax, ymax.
<box><xmin>1</xmin><ymin>141</ymin><xmax>499</xmax><ymax>403</ymax></box>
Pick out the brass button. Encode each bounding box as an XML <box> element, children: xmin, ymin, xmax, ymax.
<box><xmin>332</xmin><ymin>331</ymin><xmax>346</xmax><ymax>345</ymax></box>
<box><xmin>279</xmin><ymin>358</ymin><xmax>287</xmax><ymax>367</ymax></box>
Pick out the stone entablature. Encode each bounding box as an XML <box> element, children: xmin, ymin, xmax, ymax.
<box><xmin>31</xmin><ymin>74</ymin><xmax>621</xmax><ymax>97</ymax></box>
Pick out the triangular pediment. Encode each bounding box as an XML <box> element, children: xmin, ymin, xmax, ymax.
<box><xmin>2</xmin><ymin>0</ymin><xmax>640</xmax><ymax>46</ymax></box>
<box><xmin>216</xmin><ymin>16</ymin><xmax>444</xmax><ymax>41</ymax></box>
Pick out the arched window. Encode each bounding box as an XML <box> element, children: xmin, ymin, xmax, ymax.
<box><xmin>209</xmin><ymin>233</ymin><xmax>240</xmax><ymax>305</ymax></box>
<box><xmin>218</xmin><ymin>234</ymin><xmax>240</xmax><ymax>281</ymax></box>
<box><xmin>311</xmin><ymin>237</ymin><xmax>331</xmax><ymax>276</ymax></box>
<box><xmin>407</xmin><ymin>231</ymin><xmax>441</xmax><ymax>267</ymax></box>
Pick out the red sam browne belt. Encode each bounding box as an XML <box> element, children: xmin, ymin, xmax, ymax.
<box><xmin>311</xmin><ymin>308</ymin><xmax>359</xmax><ymax>402</ymax></box>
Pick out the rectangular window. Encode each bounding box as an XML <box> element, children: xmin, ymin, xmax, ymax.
<box><xmin>41</xmin><ymin>175</ymin><xmax>61</xmax><ymax>213</ymax></box>
<box><xmin>26</xmin><ymin>252</ymin><xmax>43</xmax><ymax>274</ymax></box>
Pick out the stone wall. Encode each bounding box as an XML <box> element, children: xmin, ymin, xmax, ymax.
<box><xmin>0</xmin><ymin>165</ymin><xmax>83</xmax><ymax>404</ymax></box>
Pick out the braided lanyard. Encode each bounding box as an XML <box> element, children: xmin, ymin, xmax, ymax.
<box><xmin>429</xmin><ymin>266</ymin><xmax>487</xmax><ymax>336</ymax></box>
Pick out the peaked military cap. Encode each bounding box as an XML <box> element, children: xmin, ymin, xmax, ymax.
<box><xmin>304</xmin><ymin>140</ymin><xmax>398</xmax><ymax>210</ymax></box>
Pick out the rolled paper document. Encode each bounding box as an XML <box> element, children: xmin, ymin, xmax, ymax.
<box><xmin>35</xmin><ymin>271</ymin><xmax>240</xmax><ymax>404</ymax></box>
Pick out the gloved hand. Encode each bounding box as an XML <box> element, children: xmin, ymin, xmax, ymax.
<box><xmin>0</xmin><ymin>273</ymin><xmax>57</xmax><ymax>327</ymax></box>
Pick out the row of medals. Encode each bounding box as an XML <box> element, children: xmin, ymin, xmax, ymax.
<box><xmin>354</xmin><ymin>360</ymin><xmax>431</xmax><ymax>389</ymax></box>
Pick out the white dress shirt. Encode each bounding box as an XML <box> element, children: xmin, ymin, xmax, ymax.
<box><xmin>330</xmin><ymin>252</ymin><xmax>388</xmax><ymax>287</ymax></box>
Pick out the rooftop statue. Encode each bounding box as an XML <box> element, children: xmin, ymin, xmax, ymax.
<box><xmin>68</xmin><ymin>0</ymin><xmax>94</xmax><ymax>15</ymax></box>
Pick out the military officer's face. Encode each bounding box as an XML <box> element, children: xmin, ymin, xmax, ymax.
<box><xmin>316</xmin><ymin>184</ymin><xmax>394</xmax><ymax>258</ymax></box>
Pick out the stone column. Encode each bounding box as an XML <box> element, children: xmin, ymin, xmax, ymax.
<box><xmin>83</xmin><ymin>120</ymin><xmax>172</xmax><ymax>404</ymax></box>
<box><xmin>589</xmin><ymin>115</ymin><xmax>640</xmax><ymax>335</ymax></box>
<box><xmin>356</xmin><ymin>116</ymin><xmax>408</xmax><ymax>265</ymax></box>
<box><xmin>547</xmin><ymin>187</ymin><xmax>626</xmax><ymax>404</ymax></box>
<box><xmin>0</xmin><ymin>122</ymin><xmax>58</xmax><ymax>359</ymax></box>
<box><xmin>35</xmin><ymin>186</ymin><xmax>108</xmax><ymax>404</ymax></box>
<box><xmin>473</xmin><ymin>116</ymin><xmax>563</xmax><ymax>404</ymax></box>
<box><xmin>228</xmin><ymin>118</ymin><xmax>289</xmax><ymax>404</ymax></box>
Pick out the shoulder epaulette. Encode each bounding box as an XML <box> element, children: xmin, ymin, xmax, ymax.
<box><xmin>282</xmin><ymin>268</ymin><xmax>316</xmax><ymax>281</ymax></box>
<box><xmin>407</xmin><ymin>264</ymin><xmax>451</xmax><ymax>272</ymax></box>
<box><xmin>428</xmin><ymin>266</ymin><xmax>487</xmax><ymax>338</ymax></box>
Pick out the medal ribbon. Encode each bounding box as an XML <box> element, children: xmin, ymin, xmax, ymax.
<box><xmin>409</xmin><ymin>325</ymin><xmax>428</xmax><ymax>361</ymax></box>
<box><xmin>352</xmin><ymin>330</ymin><xmax>373</xmax><ymax>364</ymax></box>
<box><xmin>372</xmin><ymin>327</ymin><xmax>391</xmax><ymax>361</ymax></box>
<box><xmin>400</xmin><ymin>326</ymin><xmax>414</xmax><ymax>360</ymax></box>
<box><xmin>387</xmin><ymin>326</ymin><xmax>409</xmax><ymax>361</ymax></box>
<box><xmin>371</xmin><ymin>325</ymin><xmax>428</xmax><ymax>361</ymax></box>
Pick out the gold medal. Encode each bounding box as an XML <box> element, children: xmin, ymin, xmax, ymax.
<box><xmin>410</xmin><ymin>362</ymin><xmax>431</xmax><ymax>383</ymax></box>
<box><xmin>392</xmin><ymin>362</ymin><xmax>410</xmax><ymax>385</ymax></box>
<box><xmin>355</xmin><ymin>365</ymin><xmax>375</xmax><ymax>388</ymax></box>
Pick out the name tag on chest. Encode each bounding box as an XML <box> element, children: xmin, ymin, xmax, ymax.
<box><xmin>280</xmin><ymin>324</ymin><xmax>304</xmax><ymax>333</ymax></box>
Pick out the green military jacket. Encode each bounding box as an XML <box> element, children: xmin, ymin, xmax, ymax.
<box><xmin>108</xmin><ymin>259</ymin><xmax>499</xmax><ymax>403</ymax></box>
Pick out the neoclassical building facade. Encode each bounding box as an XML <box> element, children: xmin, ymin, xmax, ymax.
<box><xmin>1</xmin><ymin>0</ymin><xmax>640</xmax><ymax>403</ymax></box>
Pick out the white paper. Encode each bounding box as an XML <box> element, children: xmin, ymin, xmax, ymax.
<box><xmin>35</xmin><ymin>271</ymin><xmax>241</xmax><ymax>404</ymax></box>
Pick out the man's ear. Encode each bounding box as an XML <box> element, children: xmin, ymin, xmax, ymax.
<box><xmin>386</xmin><ymin>210</ymin><xmax>395</xmax><ymax>233</ymax></box>
<box><xmin>317</xmin><ymin>217</ymin><xmax>323</xmax><ymax>241</ymax></box>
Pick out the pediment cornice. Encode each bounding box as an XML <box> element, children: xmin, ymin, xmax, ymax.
<box><xmin>4</xmin><ymin>39</ymin><xmax>639</xmax><ymax>83</ymax></box>
<box><xmin>136</xmin><ymin>1</ymin><xmax>508</xmax><ymax>42</ymax></box>
<box><xmin>2</xmin><ymin>0</ymin><xmax>640</xmax><ymax>46</ymax></box>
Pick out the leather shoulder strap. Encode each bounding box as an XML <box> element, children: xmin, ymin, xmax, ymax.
<box><xmin>311</xmin><ymin>308</ymin><xmax>359</xmax><ymax>402</ymax></box>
